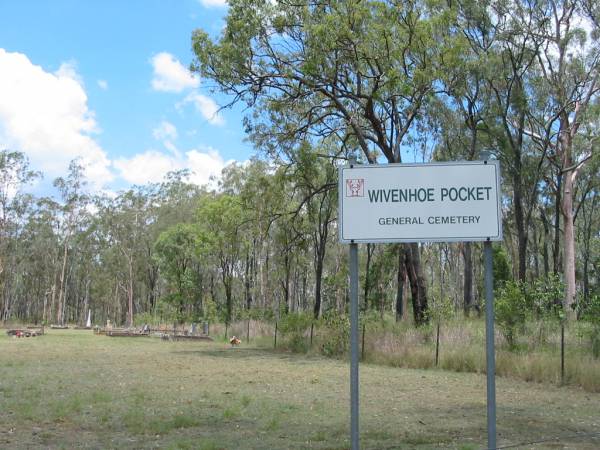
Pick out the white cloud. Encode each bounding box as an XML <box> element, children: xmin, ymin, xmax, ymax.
<box><xmin>182</xmin><ymin>91</ymin><xmax>225</xmax><ymax>126</ymax></box>
<box><xmin>0</xmin><ymin>49</ymin><xmax>113</xmax><ymax>189</ymax></box>
<box><xmin>114</xmin><ymin>147</ymin><xmax>232</xmax><ymax>187</ymax></box>
<box><xmin>199</xmin><ymin>0</ymin><xmax>228</xmax><ymax>8</ymax></box>
<box><xmin>152</xmin><ymin>120</ymin><xmax>179</xmax><ymax>154</ymax></box>
<box><xmin>152</xmin><ymin>120</ymin><xmax>178</xmax><ymax>142</ymax></box>
<box><xmin>150</xmin><ymin>52</ymin><xmax>199</xmax><ymax>93</ymax></box>
<box><xmin>186</xmin><ymin>148</ymin><xmax>232</xmax><ymax>185</ymax></box>
<box><xmin>97</xmin><ymin>79</ymin><xmax>108</xmax><ymax>90</ymax></box>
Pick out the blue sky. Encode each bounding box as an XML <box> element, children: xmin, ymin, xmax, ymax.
<box><xmin>0</xmin><ymin>0</ymin><xmax>253</xmax><ymax>193</ymax></box>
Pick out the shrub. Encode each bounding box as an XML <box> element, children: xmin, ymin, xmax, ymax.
<box><xmin>495</xmin><ymin>280</ymin><xmax>528</xmax><ymax>349</ymax></box>
<box><xmin>202</xmin><ymin>297</ymin><xmax>219</xmax><ymax>323</ymax></box>
<box><xmin>277</xmin><ymin>312</ymin><xmax>313</xmax><ymax>352</ymax></box>
<box><xmin>134</xmin><ymin>312</ymin><xmax>156</xmax><ymax>327</ymax></box>
<box><xmin>320</xmin><ymin>312</ymin><xmax>350</xmax><ymax>356</ymax></box>
<box><xmin>531</xmin><ymin>275</ymin><xmax>565</xmax><ymax>320</ymax></box>
<box><xmin>579</xmin><ymin>295</ymin><xmax>600</xmax><ymax>358</ymax></box>
<box><xmin>493</xmin><ymin>245</ymin><xmax>511</xmax><ymax>290</ymax></box>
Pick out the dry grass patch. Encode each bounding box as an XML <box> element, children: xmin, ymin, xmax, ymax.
<box><xmin>1</xmin><ymin>329</ymin><xmax>599</xmax><ymax>449</ymax></box>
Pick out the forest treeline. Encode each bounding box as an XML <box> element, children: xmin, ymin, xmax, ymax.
<box><xmin>1</xmin><ymin>0</ymin><xmax>599</xmax><ymax>329</ymax></box>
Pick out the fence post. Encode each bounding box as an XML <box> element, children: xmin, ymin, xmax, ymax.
<box><xmin>435</xmin><ymin>322</ymin><xmax>440</xmax><ymax>367</ymax></box>
<box><xmin>224</xmin><ymin>323</ymin><xmax>228</xmax><ymax>341</ymax></box>
<box><xmin>361</xmin><ymin>323</ymin><xmax>366</xmax><ymax>361</ymax></box>
<box><xmin>247</xmin><ymin>319</ymin><xmax>250</xmax><ymax>343</ymax></box>
<box><xmin>561</xmin><ymin>321</ymin><xmax>565</xmax><ymax>385</ymax></box>
<box><xmin>310</xmin><ymin>322</ymin><xmax>314</xmax><ymax>348</ymax></box>
<box><xmin>274</xmin><ymin>322</ymin><xmax>278</xmax><ymax>349</ymax></box>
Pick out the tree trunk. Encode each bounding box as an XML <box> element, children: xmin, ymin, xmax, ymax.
<box><xmin>395</xmin><ymin>245</ymin><xmax>406</xmax><ymax>322</ymax></box>
<box><xmin>562</xmin><ymin>170</ymin><xmax>577</xmax><ymax>311</ymax></box>
<box><xmin>56</xmin><ymin>240</ymin><xmax>69</xmax><ymax>325</ymax></box>
<box><xmin>223</xmin><ymin>273</ymin><xmax>233</xmax><ymax>325</ymax></box>
<box><xmin>82</xmin><ymin>278</ymin><xmax>90</xmax><ymax>327</ymax></box>
<box><xmin>282</xmin><ymin>253</ymin><xmax>290</xmax><ymax>315</ymax></box>
<box><xmin>363</xmin><ymin>243</ymin><xmax>373</xmax><ymax>311</ymax></box>
<box><xmin>514</xmin><ymin>181</ymin><xmax>528</xmax><ymax>282</ymax></box>
<box><xmin>313</xmin><ymin>252</ymin><xmax>324</xmax><ymax>319</ymax></box>
<box><xmin>463</xmin><ymin>242</ymin><xmax>473</xmax><ymax>316</ymax></box>
<box><xmin>405</xmin><ymin>243</ymin><xmax>428</xmax><ymax>325</ymax></box>
<box><xmin>540</xmin><ymin>206</ymin><xmax>550</xmax><ymax>278</ymax></box>
<box><xmin>553</xmin><ymin>172</ymin><xmax>562</xmax><ymax>275</ymax></box>
<box><xmin>245</xmin><ymin>249</ymin><xmax>253</xmax><ymax>310</ymax></box>
<box><xmin>127</xmin><ymin>256</ymin><xmax>134</xmax><ymax>327</ymax></box>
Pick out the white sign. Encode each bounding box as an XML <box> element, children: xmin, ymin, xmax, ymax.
<box><xmin>339</xmin><ymin>161</ymin><xmax>502</xmax><ymax>243</ymax></box>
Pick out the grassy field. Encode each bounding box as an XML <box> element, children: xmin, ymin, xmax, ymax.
<box><xmin>1</xmin><ymin>329</ymin><xmax>599</xmax><ymax>449</ymax></box>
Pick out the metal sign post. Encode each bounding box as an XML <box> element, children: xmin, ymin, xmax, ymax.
<box><xmin>349</xmin><ymin>239</ymin><xmax>360</xmax><ymax>450</ymax></box>
<box><xmin>484</xmin><ymin>240</ymin><xmax>496</xmax><ymax>449</ymax></box>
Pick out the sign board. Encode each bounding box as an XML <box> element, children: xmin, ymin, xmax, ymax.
<box><xmin>339</xmin><ymin>161</ymin><xmax>502</xmax><ymax>243</ymax></box>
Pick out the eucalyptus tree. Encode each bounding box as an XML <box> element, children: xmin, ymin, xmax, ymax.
<box><xmin>522</xmin><ymin>0</ymin><xmax>600</xmax><ymax>311</ymax></box>
<box><xmin>154</xmin><ymin>223</ymin><xmax>206</xmax><ymax>322</ymax></box>
<box><xmin>190</xmin><ymin>0</ymin><xmax>471</xmax><ymax>323</ymax></box>
<box><xmin>452</xmin><ymin>1</ymin><xmax>550</xmax><ymax>283</ymax></box>
<box><xmin>196</xmin><ymin>193</ymin><xmax>246</xmax><ymax>325</ymax></box>
<box><xmin>99</xmin><ymin>187</ymin><xmax>160</xmax><ymax>327</ymax></box>
<box><xmin>52</xmin><ymin>160</ymin><xmax>90</xmax><ymax>325</ymax></box>
<box><xmin>574</xmin><ymin>150</ymin><xmax>600</xmax><ymax>306</ymax></box>
<box><xmin>290</xmin><ymin>143</ymin><xmax>337</xmax><ymax>318</ymax></box>
<box><xmin>220</xmin><ymin>160</ymin><xmax>278</xmax><ymax>311</ymax></box>
<box><xmin>0</xmin><ymin>150</ymin><xmax>39</xmax><ymax>322</ymax></box>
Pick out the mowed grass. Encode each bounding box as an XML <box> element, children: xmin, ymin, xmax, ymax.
<box><xmin>1</xmin><ymin>330</ymin><xmax>599</xmax><ymax>449</ymax></box>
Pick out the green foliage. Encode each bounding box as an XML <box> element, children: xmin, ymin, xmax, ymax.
<box><xmin>202</xmin><ymin>297</ymin><xmax>219</xmax><ymax>323</ymax></box>
<box><xmin>154</xmin><ymin>223</ymin><xmax>204</xmax><ymax>322</ymax></box>
<box><xmin>196</xmin><ymin>194</ymin><xmax>246</xmax><ymax>324</ymax></box>
<box><xmin>320</xmin><ymin>312</ymin><xmax>350</xmax><ymax>357</ymax></box>
<box><xmin>492</xmin><ymin>245</ymin><xmax>511</xmax><ymax>291</ymax></box>
<box><xmin>155</xmin><ymin>298</ymin><xmax>179</xmax><ymax>324</ymax></box>
<box><xmin>495</xmin><ymin>281</ymin><xmax>528</xmax><ymax>349</ymax></box>
<box><xmin>134</xmin><ymin>312</ymin><xmax>156</xmax><ymax>327</ymax></box>
<box><xmin>239</xmin><ymin>307</ymin><xmax>274</xmax><ymax>322</ymax></box>
<box><xmin>579</xmin><ymin>295</ymin><xmax>600</xmax><ymax>358</ymax></box>
<box><xmin>426</xmin><ymin>288</ymin><xmax>455</xmax><ymax>324</ymax></box>
<box><xmin>530</xmin><ymin>275</ymin><xmax>565</xmax><ymax>321</ymax></box>
<box><xmin>278</xmin><ymin>312</ymin><xmax>313</xmax><ymax>352</ymax></box>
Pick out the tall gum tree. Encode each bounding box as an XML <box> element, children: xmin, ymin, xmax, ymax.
<box><xmin>191</xmin><ymin>0</ymin><xmax>464</xmax><ymax>323</ymax></box>
<box><xmin>0</xmin><ymin>150</ymin><xmax>39</xmax><ymax>322</ymax></box>
<box><xmin>528</xmin><ymin>0</ymin><xmax>599</xmax><ymax>312</ymax></box>
<box><xmin>52</xmin><ymin>160</ymin><xmax>89</xmax><ymax>325</ymax></box>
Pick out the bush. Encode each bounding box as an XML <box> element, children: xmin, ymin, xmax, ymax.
<box><xmin>202</xmin><ymin>297</ymin><xmax>219</xmax><ymax>323</ymax></box>
<box><xmin>579</xmin><ymin>295</ymin><xmax>600</xmax><ymax>358</ymax></box>
<box><xmin>277</xmin><ymin>312</ymin><xmax>313</xmax><ymax>352</ymax></box>
<box><xmin>495</xmin><ymin>281</ymin><xmax>528</xmax><ymax>349</ymax></box>
<box><xmin>239</xmin><ymin>307</ymin><xmax>274</xmax><ymax>322</ymax></box>
<box><xmin>134</xmin><ymin>312</ymin><xmax>156</xmax><ymax>327</ymax></box>
<box><xmin>528</xmin><ymin>275</ymin><xmax>565</xmax><ymax>346</ymax></box>
<box><xmin>531</xmin><ymin>275</ymin><xmax>565</xmax><ymax>320</ymax></box>
<box><xmin>320</xmin><ymin>312</ymin><xmax>350</xmax><ymax>357</ymax></box>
